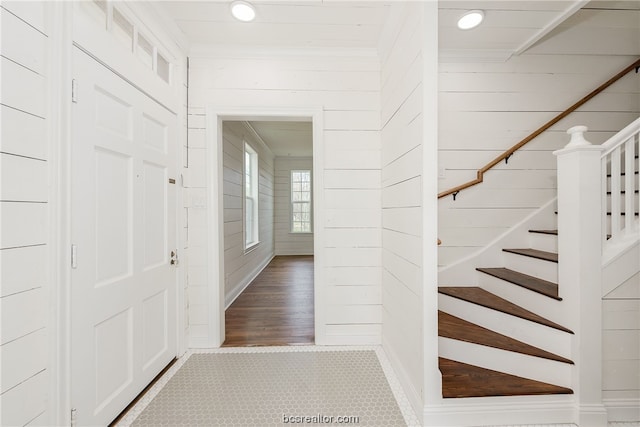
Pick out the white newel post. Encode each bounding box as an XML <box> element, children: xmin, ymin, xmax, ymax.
<box><xmin>554</xmin><ymin>126</ymin><xmax>608</xmax><ymax>426</ymax></box>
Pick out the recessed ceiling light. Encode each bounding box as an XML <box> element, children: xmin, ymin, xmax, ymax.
<box><xmin>457</xmin><ymin>10</ymin><xmax>484</xmax><ymax>30</ymax></box>
<box><xmin>231</xmin><ymin>1</ymin><xmax>255</xmax><ymax>22</ymax></box>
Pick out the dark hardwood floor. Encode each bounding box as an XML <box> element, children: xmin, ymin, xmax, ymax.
<box><xmin>223</xmin><ymin>255</ymin><xmax>314</xmax><ymax>347</ymax></box>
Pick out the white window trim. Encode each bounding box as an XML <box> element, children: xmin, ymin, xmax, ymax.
<box><xmin>290</xmin><ymin>169</ymin><xmax>312</xmax><ymax>234</ymax></box>
<box><xmin>243</xmin><ymin>141</ymin><xmax>259</xmax><ymax>251</ymax></box>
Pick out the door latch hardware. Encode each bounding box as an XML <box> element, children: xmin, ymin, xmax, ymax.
<box><xmin>170</xmin><ymin>250</ymin><xmax>178</xmax><ymax>266</ymax></box>
<box><xmin>71</xmin><ymin>79</ymin><xmax>78</xmax><ymax>103</ymax></box>
<box><xmin>71</xmin><ymin>245</ymin><xmax>78</xmax><ymax>269</ymax></box>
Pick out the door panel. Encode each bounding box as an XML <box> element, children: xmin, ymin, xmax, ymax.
<box><xmin>71</xmin><ymin>47</ymin><xmax>177</xmax><ymax>426</ymax></box>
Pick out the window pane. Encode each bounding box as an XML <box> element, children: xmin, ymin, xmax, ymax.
<box><xmin>137</xmin><ymin>33</ymin><xmax>154</xmax><ymax>69</ymax></box>
<box><xmin>291</xmin><ymin>170</ymin><xmax>312</xmax><ymax>233</ymax></box>
<box><xmin>244</xmin><ymin>144</ymin><xmax>259</xmax><ymax>249</ymax></box>
<box><xmin>157</xmin><ymin>53</ymin><xmax>171</xmax><ymax>83</ymax></box>
<box><xmin>112</xmin><ymin>8</ymin><xmax>133</xmax><ymax>51</ymax></box>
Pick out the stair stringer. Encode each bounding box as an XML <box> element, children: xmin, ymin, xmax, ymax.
<box><xmin>439</xmin><ymin>198</ymin><xmax>557</xmax><ymax>286</ymax></box>
<box><xmin>423</xmin><ymin>394</ymin><xmax>576</xmax><ymax>427</ymax></box>
<box><xmin>603</xmin><ymin>237</ymin><xmax>639</xmax><ymax>297</ymax></box>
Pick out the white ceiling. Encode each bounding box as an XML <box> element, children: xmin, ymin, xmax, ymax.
<box><xmin>159</xmin><ymin>1</ymin><xmax>391</xmax><ymax>50</ymax></box>
<box><xmin>248</xmin><ymin>121</ymin><xmax>313</xmax><ymax>157</ymax></box>
<box><xmin>439</xmin><ymin>0</ymin><xmax>640</xmax><ymax>59</ymax></box>
<box><xmin>159</xmin><ymin>1</ymin><xmax>638</xmax><ymax>147</ymax></box>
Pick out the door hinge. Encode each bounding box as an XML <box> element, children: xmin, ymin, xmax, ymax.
<box><xmin>70</xmin><ymin>408</ymin><xmax>77</xmax><ymax>427</ymax></box>
<box><xmin>71</xmin><ymin>244</ymin><xmax>78</xmax><ymax>269</ymax></box>
<box><xmin>71</xmin><ymin>79</ymin><xmax>78</xmax><ymax>103</ymax></box>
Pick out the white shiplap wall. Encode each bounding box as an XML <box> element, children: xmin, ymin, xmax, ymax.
<box><xmin>187</xmin><ymin>52</ymin><xmax>382</xmax><ymax>345</ymax></box>
<box><xmin>438</xmin><ymin>53</ymin><xmax>640</xmax><ymax>266</ymax></box>
<box><xmin>222</xmin><ymin>121</ymin><xmax>275</xmax><ymax>306</ymax></box>
<box><xmin>603</xmin><ymin>273</ymin><xmax>640</xmax><ymax>419</ymax></box>
<box><xmin>274</xmin><ymin>156</ymin><xmax>314</xmax><ymax>256</ymax></box>
<box><xmin>0</xmin><ymin>3</ymin><xmax>50</xmax><ymax>426</ymax></box>
<box><xmin>379</xmin><ymin>2</ymin><xmax>424</xmax><ymax>413</ymax></box>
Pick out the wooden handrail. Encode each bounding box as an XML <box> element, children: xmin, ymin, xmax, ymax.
<box><xmin>438</xmin><ymin>57</ymin><xmax>640</xmax><ymax>199</ymax></box>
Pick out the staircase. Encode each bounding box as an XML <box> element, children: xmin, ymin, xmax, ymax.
<box><xmin>437</xmin><ymin>121</ymin><xmax>639</xmax><ymax>403</ymax></box>
<box><xmin>438</xmin><ymin>226</ymin><xmax>574</xmax><ymax>398</ymax></box>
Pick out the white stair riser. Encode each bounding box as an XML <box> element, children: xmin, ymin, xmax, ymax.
<box><xmin>438</xmin><ymin>294</ymin><xmax>572</xmax><ymax>359</ymax></box>
<box><xmin>502</xmin><ymin>252</ymin><xmax>558</xmax><ymax>283</ymax></box>
<box><xmin>439</xmin><ymin>337</ymin><xmax>573</xmax><ymax>388</ymax></box>
<box><xmin>476</xmin><ymin>274</ymin><xmax>568</xmax><ymax>326</ymax></box>
<box><xmin>529</xmin><ymin>233</ymin><xmax>558</xmax><ymax>253</ymax></box>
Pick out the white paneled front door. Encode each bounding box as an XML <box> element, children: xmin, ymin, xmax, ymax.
<box><xmin>70</xmin><ymin>47</ymin><xmax>177</xmax><ymax>426</ymax></box>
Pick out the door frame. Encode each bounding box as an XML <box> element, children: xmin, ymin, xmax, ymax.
<box><xmin>49</xmin><ymin>3</ymin><xmax>187</xmax><ymax>424</ymax></box>
<box><xmin>204</xmin><ymin>106</ymin><xmax>325</xmax><ymax>347</ymax></box>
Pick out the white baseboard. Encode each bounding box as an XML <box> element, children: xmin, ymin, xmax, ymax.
<box><xmin>274</xmin><ymin>251</ymin><xmax>314</xmax><ymax>256</ymax></box>
<box><xmin>423</xmin><ymin>395</ymin><xmax>576</xmax><ymax>426</ymax></box>
<box><xmin>381</xmin><ymin>337</ymin><xmax>423</xmax><ymax>423</ymax></box>
<box><xmin>578</xmin><ymin>403</ymin><xmax>609</xmax><ymax>427</ymax></box>
<box><xmin>605</xmin><ymin>398</ymin><xmax>640</xmax><ymax>422</ymax></box>
<box><xmin>189</xmin><ymin>335</ymin><xmax>213</xmax><ymax>349</ymax></box>
<box><xmin>224</xmin><ymin>254</ymin><xmax>275</xmax><ymax>310</ymax></box>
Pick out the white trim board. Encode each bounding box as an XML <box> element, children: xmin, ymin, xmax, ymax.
<box><xmin>224</xmin><ymin>255</ymin><xmax>275</xmax><ymax>310</ymax></box>
<box><xmin>205</xmin><ymin>106</ymin><xmax>325</xmax><ymax>348</ymax></box>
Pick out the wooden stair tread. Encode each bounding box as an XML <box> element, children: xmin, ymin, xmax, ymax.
<box><xmin>438</xmin><ymin>287</ymin><xmax>573</xmax><ymax>334</ymax></box>
<box><xmin>439</xmin><ymin>358</ymin><xmax>573</xmax><ymax>398</ymax></box>
<box><xmin>503</xmin><ymin>248</ymin><xmax>558</xmax><ymax>263</ymax></box>
<box><xmin>476</xmin><ymin>267</ymin><xmax>561</xmax><ymax>300</ymax></box>
<box><xmin>528</xmin><ymin>229</ymin><xmax>557</xmax><ymax>235</ymax></box>
<box><xmin>438</xmin><ymin>311</ymin><xmax>573</xmax><ymax>364</ymax></box>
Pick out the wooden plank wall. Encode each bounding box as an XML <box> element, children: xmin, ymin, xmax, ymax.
<box><xmin>602</xmin><ymin>273</ymin><xmax>640</xmax><ymax>416</ymax></box>
<box><xmin>274</xmin><ymin>156</ymin><xmax>314</xmax><ymax>256</ymax></box>
<box><xmin>222</xmin><ymin>121</ymin><xmax>275</xmax><ymax>305</ymax></box>
<box><xmin>0</xmin><ymin>3</ymin><xmax>50</xmax><ymax>426</ymax></box>
<box><xmin>438</xmin><ymin>52</ymin><xmax>640</xmax><ymax>266</ymax></box>
<box><xmin>379</xmin><ymin>2</ymin><xmax>424</xmax><ymax>404</ymax></box>
<box><xmin>187</xmin><ymin>53</ymin><xmax>382</xmax><ymax>345</ymax></box>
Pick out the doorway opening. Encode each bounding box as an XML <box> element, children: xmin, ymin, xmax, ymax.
<box><xmin>206</xmin><ymin>109</ymin><xmax>325</xmax><ymax>348</ymax></box>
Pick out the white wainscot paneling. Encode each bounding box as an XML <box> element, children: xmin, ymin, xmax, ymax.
<box><xmin>0</xmin><ymin>202</ymin><xmax>47</xmax><ymax>249</ymax></box>
<box><xmin>1</xmin><ymin>2</ymin><xmax>46</xmax><ymax>34</ymax></box>
<box><xmin>323</xmin><ymin>149</ymin><xmax>380</xmax><ymax>170</ymax></box>
<box><xmin>382</xmin><ymin>176</ymin><xmax>421</xmax><ymax>208</ymax></box>
<box><xmin>382</xmin><ymin>206</ymin><xmax>422</xmax><ymax>236</ymax></box>
<box><xmin>1</xmin><ymin>287</ymin><xmax>46</xmax><ymax>345</ymax></box>
<box><xmin>325</xmin><ymin>266</ymin><xmax>381</xmax><ymax>286</ymax></box>
<box><xmin>0</xmin><ymin>328</ymin><xmax>47</xmax><ymax>393</ymax></box>
<box><xmin>0</xmin><ymin>245</ymin><xmax>46</xmax><ymax>297</ymax></box>
<box><xmin>0</xmin><ymin>7</ymin><xmax>47</xmax><ymax>75</ymax></box>
<box><xmin>0</xmin><ymin>106</ymin><xmax>47</xmax><ymax>160</ymax></box>
<box><xmin>324</xmin><ymin>169</ymin><xmax>380</xmax><ymax>189</ymax></box>
<box><xmin>0</xmin><ymin>370</ymin><xmax>48</xmax><ymax>427</ymax></box>
<box><xmin>325</xmin><ymin>208</ymin><xmax>381</xmax><ymax>229</ymax></box>
<box><xmin>325</xmin><ymin>247</ymin><xmax>380</xmax><ymax>268</ymax></box>
<box><xmin>603</xmin><ymin>300</ymin><xmax>640</xmax><ymax>330</ymax></box>
<box><xmin>325</xmin><ymin>304</ymin><xmax>381</xmax><ymax>324</ymax></box>
<box><xmin>325</xmin><ymin>188</ymin><xmax>380</xmax><ymax>210</ymax></box>
<box><xmin>324</xmin><ymin>228</ymin><xmax>381</xmax><ymax>249</ymax></box>
<box><xmin>0</xmin><ymin>154</ymin><xmax>47</xmax><ymax>202</ymax></box>
<box><xmin>0</xmin><ymin>56</ymin><xmax>46</xmax><ymax>118</ymax></box>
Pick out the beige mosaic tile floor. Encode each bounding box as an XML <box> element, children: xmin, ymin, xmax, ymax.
<box><xmin>116</xmin><ymin>345</ymin><xmax>639</xmax><ymax>427</ymax></box>
<box><xmin>117</xmin><ymin>346</ymin><xmax>420</xmax><ymax>427</ymax></box>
